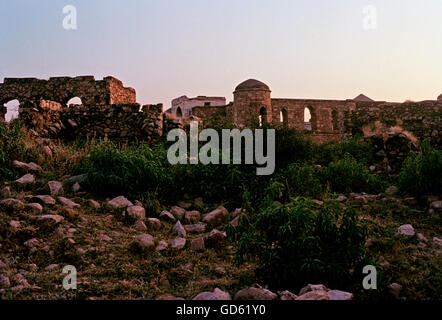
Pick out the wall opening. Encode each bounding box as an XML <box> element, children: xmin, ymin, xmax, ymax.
<box><xmin>259</xmin><ymin>106</ymin><xmax>267</xmax><ymax>127</ymax></box>
<box><xmin>332</xmin><ymin>110</ymin><xmax>338</xmax><ymax>131</ymax></box>
<box><xmin>176</xmin><ymin>107</ymin><xmax>183</xmax><ymax>118</ymax></box>
<box><xmin>66</xmin><ymin>97</ymin><xmax>83</xmax><ymax>107</ymax></box>
<box><xmin>280</xmin><ymin>108</ymin><xmax>288</xmax><ymax>127</ymax></box>
<box><xmin>4</xmin><ymin>100</ymin><xmax>20</xmax><ymax>122</ymax></box>
<box><xmin>304</xmin><ymin>107</ymin><xmax>312</xmax><ymax>131</ymax></box>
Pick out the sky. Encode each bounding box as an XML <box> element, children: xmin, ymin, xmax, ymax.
<box><xmin>1</xmin><ymin>0</ymin><xmax>441</xmax><ymax>112</ymax></box>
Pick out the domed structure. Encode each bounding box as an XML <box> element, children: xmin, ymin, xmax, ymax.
<box><xmin>235</xmin><ymin>79</ymin><xmax>270</xmax><ymax>91</ymax></box>
<box><xmin>438</xmin><ymin>93</ymin><xmax>442</xmax><ymax>101</ymax></box>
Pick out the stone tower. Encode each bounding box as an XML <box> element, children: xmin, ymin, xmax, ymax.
<box><xmin>233</xmin><ymin>79</ymin><xmax>271</xmax><ymax>127</ymax></box>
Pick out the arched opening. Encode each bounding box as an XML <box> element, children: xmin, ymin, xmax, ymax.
<box><xmin>176</xmin><ymin>107</ymin><xmax>183</xmax><ymax>118</ymax></box>
<box><xmin>332</xmin><ymin>110</ymin><xmax>338</xmax><ymax>131</ymax></box>
<box><xmin>304</xmin><ymin>107</ymin><xmax>312</xmax><ymax>131</ymax></box>
<box><xmin>4</xmin><ymin>100</ymin><xmax>20</xmax><ymax>122</ymax></box>
<box><xmin>66</xmin><ymin>97</ymin><xmax>83</xmax><ymax>107</ymax></box>
<box><xmin>280</xmin><ymin>108</ymin><xmax>288</xmax><ymax>127</ymax></box>
<box><xmin>259</xmin><ymin>106</ymin><xmax>267</xmax><ymax>127</ymax></box>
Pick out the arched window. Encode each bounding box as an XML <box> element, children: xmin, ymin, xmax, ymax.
<box><xmin>332</xmin><ymin>110</ymin><xmax>338</xmax><ymax>131</ymax></box>
<box><xmin>4</xmin><ymin>99</ymin><xmax>20</xmax><ymax>122</ymax></box>
<box><xmin>176</xmin><ymin>107</ymin><xmax>183</xmax><ymax>118</ymax></box>
<box><xmin>259</xmin><ymin>106</ymin><xmax>267</xmax><ymax>127</ymax></box>
<box><xmin>280</xmin><ymin>108</ymin><xmax>288</xmax><ymax>127</ymax></box>
<box><xmin>66</xmin><ymin>97</ymin><xmax>82</xmax><ymax>107</ymax></box>
<box><xmin>304</xmin><ymin>107</ymin><xmax>312</xmax><ymax>131</ymax></box>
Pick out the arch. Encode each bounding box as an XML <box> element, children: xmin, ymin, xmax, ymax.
<box><xmin>4</xmin><ymin>99</ymin><xmax>20</xmax><ymax>122</ymax></box>
<box><xmin>176</xmin><ymin>107</ymin><xmax>183</xmax><ymax>118</ymax></box>
<box><xmin>304</xmin><ymin>106</ymin><xmax>316</xmax><ymax>131</ymax></box>
<box><xmin>280</xmin><ymin>108</ymin><xmax>288</xmax><ymax>127</ymax></box>
<box><xmin>66</xmin><ymin>97</ymin><xmax>83</xmax><ymax>107</ymax></box>
<box><xmin>332</xmin><ymin>110</ymin><xmax>338</xmax><ymax>131</ymax></box>
<box><xmin>259</xmin><ymin>106</ymin><xmax>267</xmax><ymax>126</ymax></box>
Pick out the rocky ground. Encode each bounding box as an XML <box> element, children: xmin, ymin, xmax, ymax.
<box><xmin>0</xmin><ymin>161</ymin><xmax>441</xmax><ymax>300</ymax></box>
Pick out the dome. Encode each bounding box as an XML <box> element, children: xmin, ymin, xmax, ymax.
<box><xmin>235</xmin><ymin>79</ymin><xmax>270</xmax><ymax>91</ymax></box>
<box><xmin>438</xmin><ymin>94</ymin><xmax>442</xmax><ymax>101</ymax></box>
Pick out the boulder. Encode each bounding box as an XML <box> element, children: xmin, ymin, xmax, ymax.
<box><xmin>159</xmin><ymin>210</ymin><xmax>176</xmax><ymax>222</ymax></box>
<box><xmin>193</xmin><ymin>288</ymin><xmax>231</xmax><ymax>300</ymax></box>
<box><xmin>0</xmin><ymin>186</ymin><xmax>11</xmax><ymax>199</ymax></box>
<box><xmin>132</xmin><ymin>234</ymin><xmax>155</xmax><ymax>251</ymax></box>
<box><xmin>177</xmin><ymin>201</ymin><xmax>192</xmax><ymax>209</ymax></box>
<box><xmin>171</xmin><ymin>237</ymin><xmax>186</xmax><ymax>249</ymax></box>
<box><xmin>433</xmin><ymin>237</ymin><xmax>442</xmax><ymax>249</ymax></box>
<box><xmin>184</xmin><ymin>210</ymin><xmax>201</xmax><ymax>224</ymax></box>
<box><xmin>170</xmin><ymin>206</ymin><xmax>186</xmax><ymax>221</ymax></box>
<box><xmin>88</xmin><ymin>199</ymin><xmax>101</xmax><ymax>209</ymax></box>
<box><xmin>327</xmin><ymin>290</ymin><xmax>353</xmax><ymax>301</ymax></box>
<box><xmin>58</xmin><ymin>197</ymin><xmax>80</xmax><ymax>209</ymax></box>
<box><xmin>234</xmin><ymin>287</ymin><xmax>278</xmax><ymax>300</ymax></box>
<box><xmin>278</xmin><ymin>290</ymin><xmax>298</xmax><ymax>300</ymax></box>
<box><xmin>12</xmin><ymin>160</ymin><xmax>41</xmax><ymax>173</ymax></box>
<box><xmin>30</xmin><ymin>195</ymin><xmax>56</xmax><ymax>206</ymax></box>
<box><xmin>156</xmin><ymin>240</ymin><xmax>169</xmax><ymax>252</ymax></box>
<box><xmin>25</xmin><ymin>203</ymin><xmax>43</xmax><ymax>215</ymax></box>
<box><xmin>156</xmin><ymin>294</ymin><xmax>184</xmax><ymax>300</ymax></box>
<box><xmin>37</xmin><ymin>215</ymin><xmax>64</xmax><ymax>226</ymax></box>
<box><xmin>388</xmin><ymin>283</ymin><xmax>402</xmax><ymax>299</ymax></box>
<box><xmin>0</xmin><ymin>198</ymin><xmax>25</xmax><ymax>212</ymax></box>
<box><xmin>107</xmin><ymin>196</ymin><xmax>133</xmax><ymax>210</ymax></box>
<box><xmin>133</xmin><ymin>220</ymin><xmax>148</xmax><ymax>231</ymax></box>
<box><xmin>203</xmin><ymin>206</ymin><xmax>229</xmax><ymax>226</ymax></box>
<box><xmin>46</xmin><ymin>181</ymin><xmax>64</xmax><ymax>196</ymax></box>
<box><xmin>184</xmin><ymin>223</ymin><xmax>207</xmax><ymax>234</ymax></box>
<box><xmin>126</xmin><ymin>206</ymin><xmax>146</xmax><ymax>221</ymax></box>
<box><xmin>430</xmin><ymin>201</ymin><xmax>442</xmax><ymax>210</ymax></box>
<box><xmin>147</xmin><ymin>218</ymin><xmax>162</xmax><ymax>231</ymax></box>
<box><xmin>15</xmin><ymin>174</ymin><xmax>35</xmax><ymax>186</ymax></box>
<box><xmin>396</xmin><ymin>224</ymin><xmax>415</xmax><ymax>238</ymax></box>
<box><xmin>172</xmin><ymin>221</ymin><xmax>186</xmax><ymax>238</ymax></box>
<box><xmin>190</xmin><ymin>237</ymin><xmax>205</xmax><ymax>251</ymax></box>
<box><xmin>205</xmin><ymin>229</ymin><xmax>226</xmax><ymax>248</ymax></box>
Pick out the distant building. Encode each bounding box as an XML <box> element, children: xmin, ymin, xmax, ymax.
<box><xmin>438</xmin><ymin>94</ymin><xmax>442</xmax><ymax>101</ymax></box>
<box><xmin>171</xmin><ymin>95</ymin><xmax>226</xmax><ymax>119</ymax></box>
<box><xmin>353</xmin><ymin>94</ymin><xmax>374</xmax><ymax>102</ymax></box>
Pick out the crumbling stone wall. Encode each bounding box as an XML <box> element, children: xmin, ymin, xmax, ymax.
<box><xmin>0</xmin><ymin>76</ymin><xmax>135</xmax><ymax>110</ymax></box>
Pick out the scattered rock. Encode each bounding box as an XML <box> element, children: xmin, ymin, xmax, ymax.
<box><xmin>0</xmin><ymin>198</ymin><xmax>25</xmax><ymax>212</ymax></box>
<box><xmin>133</xmin><ymin>220</ymin><xmax>148</xmax><ymax>231</ymax></box>
<box><xmin>205</xmin><ymin>229</ymin><xmax>226</xmax><ymax>248</ymax></box>
<box><xmin>156</xmin><ymin>240</ymin><xmax>169</xmax><ymax>252</ymax></box>
<box><xmin>147</xmin><ymin>218</ymin><xmax>162</xmax><ymax>231</ymax></box>
<box><xmin>171</xmin><ymin>237</ymin><xmax>186</xmax><ymax>249</ymax></box>
<box><xmin>299</xmin><ymin>284</ymin><xmax>328</xmax><ymax>296</ymax></box>
<box><xmin>193</xmin><ymin>288</ymin><xmax>231</xmax><ymax>300</ymax></box>
<box><xmin>132</xmin><ymin>234</ymin><xmax>155</xmax><ymax>252</ymax></box>
<box><xmin>159</xmin><ymin>210</ymin><xmax>176</xmax><ymax>222</ymax></box>
<box><xmin>100</xmin><ymin>234</ymin><xmax>113</xmax><ymax>242</ymax></box>
<box><xmin>296</xmin><ymin>290</ymin><xmax>329</xmax><ymax>300</ymax></box>
<box><xmin>190</xmin><ymin>237</ymin><xmax>205</xmax><ymax>251</ymax></box>
<box><xmin>15</xmin><ymin>174</ymin><xmax>35</xmax><ymax>186</ymax></box>
<box><xmin>30</xmin><ymin>195</ymin><xmax>56</xmax><ymax>206</ymax></box>
<box><xmin>388</xmin><ymin>283</ymin><xmax>402</xmax><ymax>299</ymax></box>
<box><xmin>396</xmin><ymin>224</ymin><xmax>415</xmax><ymax>238</ymax></box>
<box><xmin>88</xmin><ymin>199</ymin><xmax>101</xmax><ymax>209</ymax></box>
<box><xmin>25</xmin><ymin>203</ymin><xmax>43</xmax><ymax>215</ymax></box>
<box><xmin>203</xmin><ymin>206</ymin><xmax>229</xmax><ymax>226</ymax></box>
<box><xmin>9</xmin><ymin>220</ymin><xmax>20</xmax><ymax>232</ymax></box>
<box><xmin>234</xmin><ymin>287</ymin><xmax>278</xmax><ymax>300</ymax></box>
<box><xmin>107</xmin><ymin>196</ymin><xmax>133</xmax><ymax>210</ymax></box>
<box><xmin>328</xmin><ymin>290</ymin><xmax>353</xmax><ymax>300</ymax></box>
<box><xmin>46</xmin><ymin>181</ymin><xmax>64</xmax><ymax>196</ymax></box>
<box><xmin>45</xmin><ymin>264</ymin><xmax>59</xmax><ymax>272</ymax></box>
<box><xmin>184</xmin><ymin>223</ymin><xmax>207</xmax><ymax>234</ymax></box>
<box><xmin>177</xmin><ymin>201</ymin><xmax>192</xmax><ymax>210</ymax></box>
<box><xmin>170</xmin><ymin>206</ymin><xmax>186</xmax><ymax>221</ymax></box>
<box><xmin>126</xmin><ymin>205</ymin><xmax>146</xmax><ymax>221</ymax></box>
<box><xmin>156</xmin><ymin>294</ymin><xmax>185</xmax><ymax>300</ymax></box>
<box><xmin>12</xmin><ymin>160</ymin><xmax>41</xmax><ymax>173</ymax></box>
<box><xmin>24</xmin><ymin>238</ymin><xmax>39</xmax><ymax>248</ymax></box>
<box><xmin>72</xmin><ymin>182</ymin><xmax>81</xmax><ymax>193</ymax></box>
<box><xmin>278</xmin><ymin>290</ymin><xmax>298</xmax><ymax>300</ymax></box>
<box><xmin>230</xmin><ymin>216</ymin><xmax>240</xmax><ymax>227</ymax></box>
<box><xmin>184</xmin><ymin>210</ymin><xmax>201</xmax><ymax>224</ymax></box>
<box><xmin>433</xmin><ymin>237</ymin><xmax>442</xmax><ymax>249</ymax></box>
<box><xmin>337</xmin><ymin>195</ymin><xmax>347</xmax><ymax>202</ymax></box>
<box><xmin>0</xmin><ymin>186</ymin><xmax>11</xmax><ymax>198</ymax></box>
<box><xmin>430</xmin><ymin>201</ymin><xmax>442</xmax><ymax>210</ymax></box>
<box><xmin>417</xmin><ymin>233</ymin><xmax>428</xmax><ymax>242</ymax></box>
<box><xmin>37</xmin><ymin>214</ymin><xmax>64</xmax><ymax>226</ymax></box>
<box><xmin>172</xmin><ymin>221</ymin><xmax>186</xmax><ymax>238</ymax></box>
<box><xmin>0</xmin><ymin>276</ymin><xmax>11</xmax><ymax>288</ymax></box>
<box><xmin>58</xmin><ymin>197</ymin><xmax>80</xmax><ymax>209</ymax></box>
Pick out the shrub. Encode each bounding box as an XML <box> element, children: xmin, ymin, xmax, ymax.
<box><xmin>314</xmin><ymin>138</ymin><xmax>374</xmax><ymax>166</ymax></box>
<box><xmin>0</xmin><ymin>120</ymin><xmax>26</xmax><ymax>181</ymax></box>
<box><xmin>398</xmin><ymin>140</ymin><xmax>442</xmax><ymax>196</ymax></box>
<box><xmin>232</xmin><ymin>198</ymin><xmax>368</xmax><ymax>290</ymax></box>
<box><xmin>75</xmin><ymin>142</ymin><xmax>171</xmax><ymax>197</ymax></box>
<box><xmin>274</xmin><ymin>126</ymin><xmax>314</xmax><ymax>168</ymax></box>
<box><xmin>321</xmin><ymin>155</ymin><xmax>386</xmax><ymax>194</ymax></box>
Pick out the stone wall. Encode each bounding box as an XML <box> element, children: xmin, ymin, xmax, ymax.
<box><xmin>0</xmin><ymin>76</ymin><xmax>135</xmax><ymax>109</ymax></box>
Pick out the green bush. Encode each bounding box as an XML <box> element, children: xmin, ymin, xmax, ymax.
<box><xmin>321</xmin><ymin>155</ymin><xmax>386</xmax><ymax>194</ymax></box>
<box><xmin>274</xmin><ymin>126</ymin><xmax>314</xmax><ymax>168</ymax></box>
<box><xmin>398</xmin><ymin>140</ymin><xmax>442</xmax><ymax>196</ymax></box>
<box><xmin>232</xmin><ymin>198</ymin><xmax>368</xmax><ymax>290</ymax></box>
<box><xmin>0</xmin><ymin>120</ymin><xmax>26</xmax><ymax>181</ymax></box>
<box><xmin>314</xmin><ymin>138</ymin><xmax>374</xmax><ymax>166</ymax></box>
<box><xmin>75</xmin><ymin>142</ymin><xmax>171</xmax><ymax>197</ymax></box>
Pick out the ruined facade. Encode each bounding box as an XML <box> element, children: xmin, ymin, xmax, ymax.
<box><xmin>171</xmin><ymin>95</ymin><xmax>226</xmax><ymax>119</ymax></box>
<box><xmin>1</xmin><ymin>76</ymin><xmax>441</xmax><ymax>146</ymax></box>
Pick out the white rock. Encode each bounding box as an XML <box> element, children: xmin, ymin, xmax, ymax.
<box><xmin>193</xmin><ymin>288</ymin><xmax>231</xmax><ymax>300</ymax></box>
<box><xmin>47</xmin><ymin>181</ymin><xmax>64</xmax><ymax>196</ymax></box>
<box><xmin>172</xmin><ymin>221</ymin><xmax>186</xmax><ymax>238</ymax></box>
<box><xmin>126</xmin><ymin>205</ymin><xmax>146</xmax><ymax>221</ymax></box>
<box><xmin>159</xmin><ymin>210</ymin><xmax>176</xmax><ymax>222</ymax></box>
<box><xmin>15</xmin><ymin>174</ymin><xmax>35</xmax><ymax>186</ymax></box>
<box><xmin>58</xmin><ymin>197</ymin><xmax>80</xmax><ymax>209</ymax></box>
<box><xmin>396</xmin><ymin>224</ymin><xmax>415</xmax><ymax>238</ymax></box>
<box><xmin>171</xmin><ymin>237</ymin><xmax>186</xmax><ymax>249</ymax></box>
<box><xmin>203</xmin><ymin>206</ymin><xmax>229</xmax><ymax>226</ymax></box>
<box><xmin>107</xmin><ymin>196</ymin><xmax>133</xmax><ymax>210</ymax></box>
<box><xmin>234</xmin><ymin>287</ymin><xmax>278</xmax><ymax>300</ymax></box>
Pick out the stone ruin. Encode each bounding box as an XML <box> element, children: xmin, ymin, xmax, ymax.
<box><xmin>0</xmin><ymin>76</ymin><xmax>441</xmax><ymax>148</ymax></box>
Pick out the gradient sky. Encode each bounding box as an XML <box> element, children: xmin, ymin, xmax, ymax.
<box><xmin>1</xmin><ymin>0</ymin><xmax>441</xmax><ymax>109</ymax></box>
